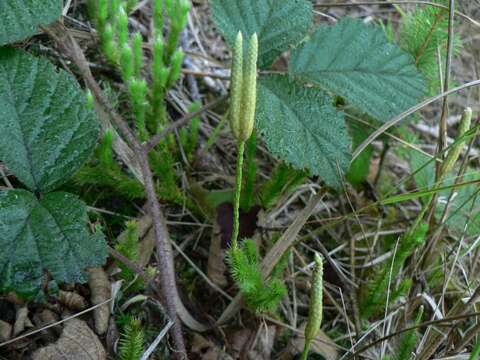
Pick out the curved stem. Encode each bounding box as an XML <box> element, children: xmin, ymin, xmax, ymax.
<box><xmin>231</xmin><ymin>140</ymin><xmax>245</xmax><ymax>249</ymax></box>
<box><xmin>300</xmin><ymin>341</ymin><xmax>311</xmax><ymax>360</ymax></box>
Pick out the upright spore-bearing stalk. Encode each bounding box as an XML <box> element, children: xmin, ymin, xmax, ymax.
<box><xmin>229</xmin><ymin>32</ymin><xmax>258</xmax><ymax>249</ymax></box>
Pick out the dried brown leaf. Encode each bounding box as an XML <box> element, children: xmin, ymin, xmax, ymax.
<box><xmin>32</xmin><ymin>319</ymin><xmax>106</xmax><ymax>360</ymax></box>
<box><xmin>33</xmin><ymin>309</ymin><xmax>61</xmax><ymax>342</ymax></box>
<box><xmin>87</xmin><ymin>267</ymin><xmax>111</xmax><ymax>335</ymax></box>
<box><xmin>138</xmin><ymin>226</ymin><xmax>156</xmax><ymax>268</ymax></box>
<box><xmin>13</xmin><ymin>306</ymin><xmax>33</xmax><ymax>336</ymax></box>
<box><xmin>207</xmin><ymin>220</ymin><xmax>228</xmax><ymax>288</ymax></box>
<box><xmin>0</xmin><ymin>319</ymin><xmax>12</xmax><ymax>342</ymax></box>
<box><xmin>191</xmin><ymin>333</ymin><xmax>233</xmax><ymax>360</ymax></box>
<box><xmin>229</xmin><ymin>325</ymin><xmax>276</xmax><ymax>360</ymax></box>
<box><xmin>58</xmin><ymin>290</ymin><xmax>87</xmax><ymax>311</ymax></box>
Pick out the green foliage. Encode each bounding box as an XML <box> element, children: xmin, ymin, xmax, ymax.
<box><xmin>260</xmin><ymin>163</ymin><xmax>306</xmax><ymax>209</ymax></box>
<box><xmin>406</xmin><ymin>145</ymin><xmax>436</xmax><ymax>192</ymax></box>
<box><xmin>290</xmin><ymin>18</ymin><xmax>425</xmax><ymax>123</ymax></box>
<box><xmin>115</xmin><ymin>221</ymin><xmax>143</xmax><ymax>290</ymax></box>
<box><xmin>89</xmin><ymin>0</ymin><xmax>190</xmax><ymax>136</ymax></box>
<box><xmin>227</xmin><ymin>239</ymin><xmax>286</xmax><ymax>312</ymax></box>
<box><xmin>212</xmin><ymin>3</ymin><xmax>426</xmax><ymax>187</ymax></box>
<box><xmin>469</xmin><ymin>338</ymin><xmax>480</xmax><ymax>360</ymax></box>
<box><xmin>0</xmin><ymin>190</ymin><xmax>106</xmax><ymax>298</ymax></box>
<box><xmin>256</xmin><ymin>75</ymin><xmax>351</xmax><ymax>188</ymax></box>
<box><xmin>437</xmin><ymin>170</ymin><xmax>480</xmax><ymax>236</ymax></box>
<box><xmin>164</xmin><ymin>0</ymin><xmax>190</xmax><ymax>61</ymax></box>
<box><xmin>87</xmin><ymin>0</ymin><xmax>192</xmax><ymax>207</ymax></box>
<box><xmin>118</xmin><ymin>317</ymin><xmax>145</xmax><ymax>360</ymax></box>
<box><xmin>210</xmin><ymin>0</ymin><xmax>312</xmax><ymax>68</ymax></box>
<box><xmin>404</xmin><ymin>120</ymin><xmax>480</xmax><ymax>236</ymax></box>
<box><xmin>125</xmin><ymin>0</ymin><xmax>138</xmax><ymax>13</ymax></box>
<box><xmin>116</xmin><ymin>221</ymin><xmax>139</xmax><ymax>265</ymax></box>
<box><xmin>346</xmin><ymin>121</ymin><xmax>374</xmax><ymax>186</ymax></box>
<box><xmin>399</xmin><ymin>0</ymin><xmax>462</xmax><ymax>95</ymax></box>
<box><xmin>0</xmin><ymin>0</ymin><xmax>61</xmax><ymax>45</ymax></box>
<box><xmin>149</xmin><ymin>145</ymin><xmax>185</xmax><ymax>206</ymax></box>
<box><xmin>360</xmin><ymin>223</ymin><xmax>428</xmax><ymax>318</ymax></box>
<box><xmin>0</xmin><ymin>48</ymin><xmax>100</xmax><ymax>193</ymax></box>
<box><xmin>179</xmin><ymin>102</ymin><xmax>201</xmax><ymax>161</ymax></box>
<box><xmin>393</xmin><ymin>307</ymin><xmax>423</xmax><ymax>360</ymax></box>
<box><xmin>0</xmin><ymin>48</ymin><xmax>106</xmax><ymax>298</ymax></box>
<box><xmin>75</xmin><ymin>130</ymin><xmax>145</xmax><ymax>200</ymax></box>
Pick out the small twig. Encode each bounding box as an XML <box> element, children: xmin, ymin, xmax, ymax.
<box><xmin>145</xmin><ymin>95</ymin><xmax>227</xmax><ymax>152</ymax></box>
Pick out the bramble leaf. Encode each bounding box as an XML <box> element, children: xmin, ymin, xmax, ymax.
<box><xmin>0</xmin><ymin>48</ymin><xmax>99</xmax><ymax>192</ymax></box>
<box><xmin>0</xmin><ymin>0</ymin><xmax>61</xmax><ymax>46</ymax></box>
<box><xmin>210</xmin><ymin>0</ymin><xmax>312</xmax><ymax>68</ymax></box>
<box><xmin>255</xmin><ymin>75</ymin><xmax>351</xmax><ymax>188</ymax></box>
<box><xmin>0</xmin><ymin>190</ymin><xmax>107</xmax><ymax>298</ymax></box>
<box><xmin>290</xmin><ymin>18</ymin><xmax>426</xmax><ymax>122</ymax></box>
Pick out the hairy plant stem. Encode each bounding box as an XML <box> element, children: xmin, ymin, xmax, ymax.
<box><xmin>43</xmin><ymin>23</ymin><xmax>188</xmax><ymax>358</ymax></box>
<box><xmin>231</xmin><ymin>140</ymin><xmax>245</xmax><ymax>249</ymax></box>
<box><xmin>137</xmin><ymin>149</ymin><xmax>187</xmax><ymax>358</ymax></box>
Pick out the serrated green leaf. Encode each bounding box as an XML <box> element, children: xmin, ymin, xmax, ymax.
<box><xmin>0</xmin><ymin>0</ymin><xmax>61</xmax><ymax>46</ymax></box>
<box><xmin>210</xmin><ymin>0</ymin><xmax>312</xmax><ymax>68</ymax></box>
<box><xmin>290</xmin><ymin>18</ymin><xmax>426</xmax><ymax>122</ymax></box>
<box><xmin>0</xmin><ymin>48</ymin><xmax>99</xmax><ymax>192</ymax></box>
<box><xmin>255</xmin><ymin>75</ymin><xmax>351</xmax><ymax>188</ymax></box>
<box><xmin>0</xmin><ymin>189</ymin><xmax>107</xmax><ymax>297</ymax></box>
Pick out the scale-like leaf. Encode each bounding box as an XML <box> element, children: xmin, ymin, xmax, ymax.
<box><xmin>0</xmin><ymin>189</ymin><xmax>107</xmax><ymax>297</ymax></box>
<box><xmin>0</xmin><ymin>48</ymin><xmax>99</xmax><ymax>192</ymax></box>
<box><xmin>290</xmin><ymin>18</ymin><xmax>425</xmax><ymax>122</ymax></box>
<box><xmin>0</xmin><ymin>0</ymin><xmax>61</xmax><ymax>46</ymax></box>
<box><xmin>255</xmin><ymin>75</ymin><xmax>351</xmax><ymax>188</ymax></box>
<box><xmin>210</xmin><ymin>0</ymin><xmax>312</xmax><ymax>68</ymax></box>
